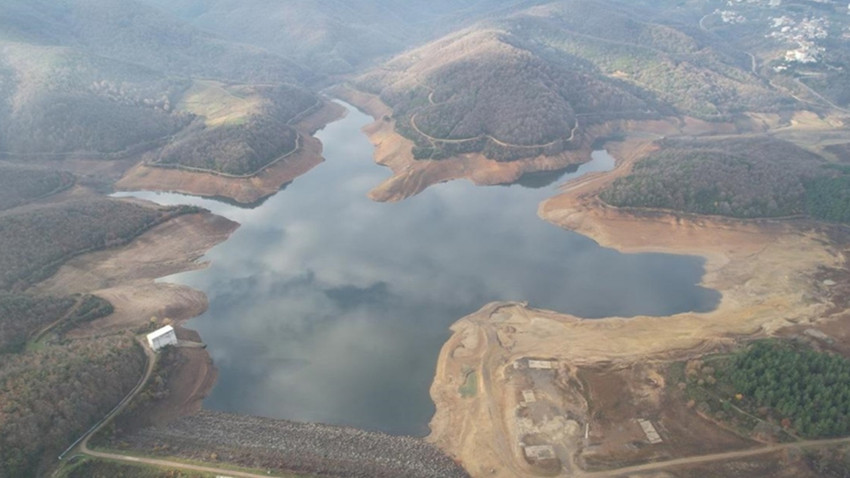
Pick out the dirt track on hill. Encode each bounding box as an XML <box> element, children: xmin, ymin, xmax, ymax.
<box><xmin>334</xmin><ymin>86</ymin><xmax>596</xmax><ymax>202</ymax></box>
<box><xmin>116</xmin><ymin>102</ymin><xmax>345</xmax><ymax>205</ymax></box>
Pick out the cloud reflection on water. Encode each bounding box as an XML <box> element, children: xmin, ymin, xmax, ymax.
<box><xmin>117</xmin><ymin>103</ymin><xmax>719</xmax><ymax>435</ymax></box>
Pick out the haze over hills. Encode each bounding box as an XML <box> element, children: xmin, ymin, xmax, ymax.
<box><xmin>0</xmin><ymin>0</ymin><xmax>317</xmax><ymax>164</ymax></box>
<box><xmin>352</xmin><ymin>0</ymin><xmax>803</xmax><ymax>161</ymax></box>
<box><xmin>134</xmin><ymin>0</ymin><xmax>549</xmax><ymax>75</ymax></box>
<box><xmin>2</xmin><ymin>1</ymin><xmax>850</xmax><ymax>477</ymax></box>
<box><xmin>0</xmin><ymin>0</ymin><xmax>310</xmax><ymax>83</ymax></box>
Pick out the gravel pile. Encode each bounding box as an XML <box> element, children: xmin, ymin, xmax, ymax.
<box><xmin>125</xmin><ymin>410</ymin><xmax>469</xmax><ymax>478</ymax></box>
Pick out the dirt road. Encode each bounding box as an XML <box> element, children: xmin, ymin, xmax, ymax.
<box><xmin>581</xmin><ymin>436</ymin><xmax>850</xmax><ymax>477</ymax></box>
<box><xmin>56</xmin><ymin>336</ymin><xmax>157</xmax><ymax>468</ymax></box>
<box><xmin>63</xmin><ymin>340</ymin><xmax>299</xmax><ymax>477</ymax></box>
<box><xmin>78</xmin><ymin>449</ymin><xmax>288</xmax><ymax>478</ymax></box>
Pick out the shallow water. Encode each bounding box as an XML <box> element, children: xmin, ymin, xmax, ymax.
<box><xmin>117</xmin><ymin>102</ymin><xmax>719</xmax><ymax>436</ymax></box>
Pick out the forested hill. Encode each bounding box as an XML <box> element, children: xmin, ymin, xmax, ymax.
<box><xmin>601</xmin><ymin>137</ymin><xmax>850</xmax><ymax>224</ymax></box>
<box><xmin>353</xmin><ymin>0</ymin><xmax>797</xmax><ymax>162</ymax></box>
<box><xmin>0</xmin><ymin>0</ymin><xmax>321</xmax><ymax>167</ymax></box>
<box><xmin>0</xmin><ymin>0</ymin><xmax>311</xmax><ymax>84</ymax></box>
<box><xmin>355</xmin><ymin>29</ymin><xmax>661</xmax><ymax>162</ymax></box>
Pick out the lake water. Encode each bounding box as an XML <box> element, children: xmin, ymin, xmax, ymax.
<box><xmin>118</xmin><ymin>102</ymin><xmax>719</xmax><ymax>436</ymax></box>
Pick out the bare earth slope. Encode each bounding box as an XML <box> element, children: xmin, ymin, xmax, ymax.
<box><xmin>426</xmin><ymin>138</ymin><xmax>845</xmax><ymax>477</ymax></box>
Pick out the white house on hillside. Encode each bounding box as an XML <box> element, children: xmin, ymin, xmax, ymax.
<box><xmin>147</xmin><ymin>325</ymin><xmax>178</xmax><ymax>351</ymax></box>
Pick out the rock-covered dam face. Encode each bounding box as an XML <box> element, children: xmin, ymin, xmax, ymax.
<box><xmin>120</xmin><ymin>410</ymin><xmax>469</xmax><ymax>478</ymax></box>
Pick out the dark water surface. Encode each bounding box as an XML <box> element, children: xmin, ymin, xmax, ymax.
<box><xmin>118</xmin><ymin>102</ymin><xmax>719</xmax><ymax>436</ymax></box>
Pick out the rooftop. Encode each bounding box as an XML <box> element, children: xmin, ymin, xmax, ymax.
<box><xmin>147</xmin><ymin>325</ymin><xmax>175</xmax><ymax>340</ymax></box>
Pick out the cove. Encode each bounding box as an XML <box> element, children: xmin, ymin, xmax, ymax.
<box><xmin>117</xmin><ymin>102</ymin><xmax>719</xmax><ymax>436</ymax></box>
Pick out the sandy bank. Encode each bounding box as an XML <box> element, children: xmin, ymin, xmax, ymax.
<box><xmin>335</xmin><ymin>86</ymin><xmax>599</xmax><ymax>202</ymax></box>
<box><xmin>426</xmin><ymin>137</ymin><xmax>845</xmax><ymax>477</ymax></box>
<box><xmin>115</xmin><ymin>101</ymin><xmax>346</xmax><ymax>205</ymax></box>
<box><xmin>31</xmin><ymin>211</ymin><xmax>238</xmax><ymax>418</ymax></box>
<box><xmin>335</xmin><ymin>86</ymin><xmax>770</xmax><ymax>203</ymax></box>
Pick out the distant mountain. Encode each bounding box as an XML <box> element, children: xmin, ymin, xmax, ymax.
<box><xmin>0</xmin><ymin>0</ymin><xmax>310</xmax><ymax>83</ymax></box>
<box><xmin>134</xmin><ymin>0</ymin><xmax>548</xmax><ymax>75</ymax></box>
<box><xmin>0</xmin><ymin>0</ymin><xmax>316</xmax><ymax>160</ymax></box>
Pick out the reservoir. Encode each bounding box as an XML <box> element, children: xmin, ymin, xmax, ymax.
<box><xmin>119</xmin><ymin>102</ymin><xmax>719</xmax><ymax>436</ymax></box>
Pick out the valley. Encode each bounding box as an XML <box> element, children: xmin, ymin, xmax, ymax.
<box><xmin>2</xmin><ymin>1</ymin><xmax>850</xmax><ymax>478</ymax></box>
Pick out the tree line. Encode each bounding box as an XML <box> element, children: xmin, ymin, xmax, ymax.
<box><xmin>726</xmin><ymin>341</ymin><xmax>850</xmax><ymax>438</ymax></box>
<box><xmin>0</xmin><ymin>198</ymin><xmax>200</xmax><ymax>291</ymax></box>
<box><xmin>601</xmin><ymin>137</ymin><xmax>850</xmax><ymax>223</ymax></box>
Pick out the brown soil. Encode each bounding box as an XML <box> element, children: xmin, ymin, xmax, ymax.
<box><xmin>426</xmin><ymin>136</ymin><xmax>845</xmax><ymax>477</ymax></box>
<box><xmin>30</xmin><ymin>210</ymin><xmax>237</xmax><ymax>428</ymax></box>
<box><xmin>335</xmin><ymin>86</ymin><xmax>596</xmax><ymax>202</ymax></box>
<box><xmin>115</xmin><ymin>101</ymin><xmax>346</xmax><ymax>204</ymax></box>
<box><xmin>578</xmin><ymin>364</ymin><xmax>755</xmax><ymax>472</ymax></box>
<box><xmin>147</xmin><ymin>344</ymin><xmax>217</xmax><ymax>425</ymax></box>
<box><xmin>31</xmin><ymin>212</ymin><xmax>237</xmax><ymax>336</ymax></box>
<box><xmin>334</xmin><ymin>86</ymin><xmax>767</xmax><ymax>203</ymax></box>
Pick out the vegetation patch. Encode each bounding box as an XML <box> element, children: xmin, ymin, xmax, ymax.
<box><xmin>805</xmin><ymin>445</ymin><xmax>850</xmax><ymax>478</ymax></box>
<box><xmin>602</xmin><ymin>137</ymin><xmax>850</xmax><ymax>223</ymax></box>
<box><xmin>0</xmin><ymin>335</ymin><xmax>146</xmax><ymax>477</ymax></box>
<box><xmin>0</xmin><ymin>292</ymin><xmax>111</xmax><ymax>355</ymax></box>
<box><xmin>0</xmin><ymin>198</ymin><xmax>200</xmax><ymax>291</ymax></box>
<box><xmin>48</xmin><ymin>294</ymin><xmax>115</xmax><ymax>339</ymax></box>
<box><xmin>0</xmin><ymin>164</ymin><xmax>75</xmax><ymax>210</ymax></box>
<box><xmin>0</xmin><ymin>293</ymin><xmax>76</xmax><ymax>354</ymax></box>
<box><xmin>152</xmin><ymin>84</ymin><xmax>317</xmax><ymax>176</ymax></box>
<box><xmin>683</xmin><ymin>340</ymin><xmax>850</xmax><ymax>441</ymax></box>
<box><xmin>459</xmin><ymin>368</ymin><xmax>478</xmax><ymax>398</ymax></box>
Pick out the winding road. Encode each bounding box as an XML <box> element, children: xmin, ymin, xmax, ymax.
<box><xmin>54</xmin><ymin>338</ymin><xmax>304</xmax><ymax>477</ymax></box>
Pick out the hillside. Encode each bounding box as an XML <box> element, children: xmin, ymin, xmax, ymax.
<box><xmin>0</xmin><ymin>44</ymin><xmax>191</xmax><ymax>156</ymax></box>
<box><xmin>0</xmin><ymin>0</ymin><xmax>310</xmax><ymax>84</ymax></box>
<box><xmin>135</xmin><ymin>0</ymin><xmax>546</xmax><ymax>75</ymax></box>
<box><xmin>688</xmin><ymin>0</ymin><xmax>850</xmax><ymax>109</ymax></box>
<box><xmin>355</xmin><ymin>29</ymin><xmax>660</xmax><ymax>161</ymax></box>
<box><xmin>150</xmin><ymin>84</ymin><xmax>318</xmax><ymax>175</ymax></box>
<box><xmin>0</xmin><ymin>0</ymin><xmax>316</xmax><ymax>160</ymax></box>
<box><xmin>0</xmin><ymin>164</ymin><xmax>75</xmax><ymax>210</ymax></box>
<box><xmin>0</xmin><ymin>198</ymin><xmax>199</xmax><ymax>291</ymax></box>
<box><xmin>355</xmin><ymin>0</ymin><xmax>795</xmax><ymax>162</ymax></box>
<box><xmin>0</xmin><ymin>334</ymin><xmax>146</xmax><ymax>478</ymax></box>
<box><xmin>601</xmin><ymin>136</ymin><xmax>850</xmax><ymax>222</ymax></box>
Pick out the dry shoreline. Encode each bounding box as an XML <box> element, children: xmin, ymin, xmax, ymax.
<box><xmin>334</xmin><ymin>85</ymin><xmax>780</xmax><ymax>203</ymax></box>
<box><xmin>32</xmin><ymin>209</ymin><xmax>239</xmax><ymax>415</ymax></box>
<box><xmin>321</xmin><ymin>87</ymin><xmax>848</xmax><ymax>476</ymax></box>
<box><xmin>333</xmin><ymin>86</ymin><xmax>598</xmax><ymax>202</ymax></box>
<box><xmin>425</xmin><ymin>137</ymin><xmax>846</xmax><ymax>477</ymax></box>
<box><xmin>115</xmin><ymin>101</ymin><xmax>346</xmax><ymax>205</ymax></box>
<box><xmin>36</xmin><ymin>88</ymin><xmax>849</xmax><ymax>477</ymax></box>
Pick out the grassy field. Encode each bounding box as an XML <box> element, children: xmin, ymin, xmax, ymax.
<box><xmin>176</xmin><ymin>80</ymin><xmax>264</xmax><ymax>127</ymax></box>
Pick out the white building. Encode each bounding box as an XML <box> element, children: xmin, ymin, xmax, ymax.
<box><xmin>147</xmin><ymin>325</ymin><xmax>178</xmax><ymax>351</ymax></box>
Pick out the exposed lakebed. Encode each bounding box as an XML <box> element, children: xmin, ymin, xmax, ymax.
<box><xmin>118</xmin><ymin>102</ymin><xmax>719</xmax><ymax>436</ymax></box>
